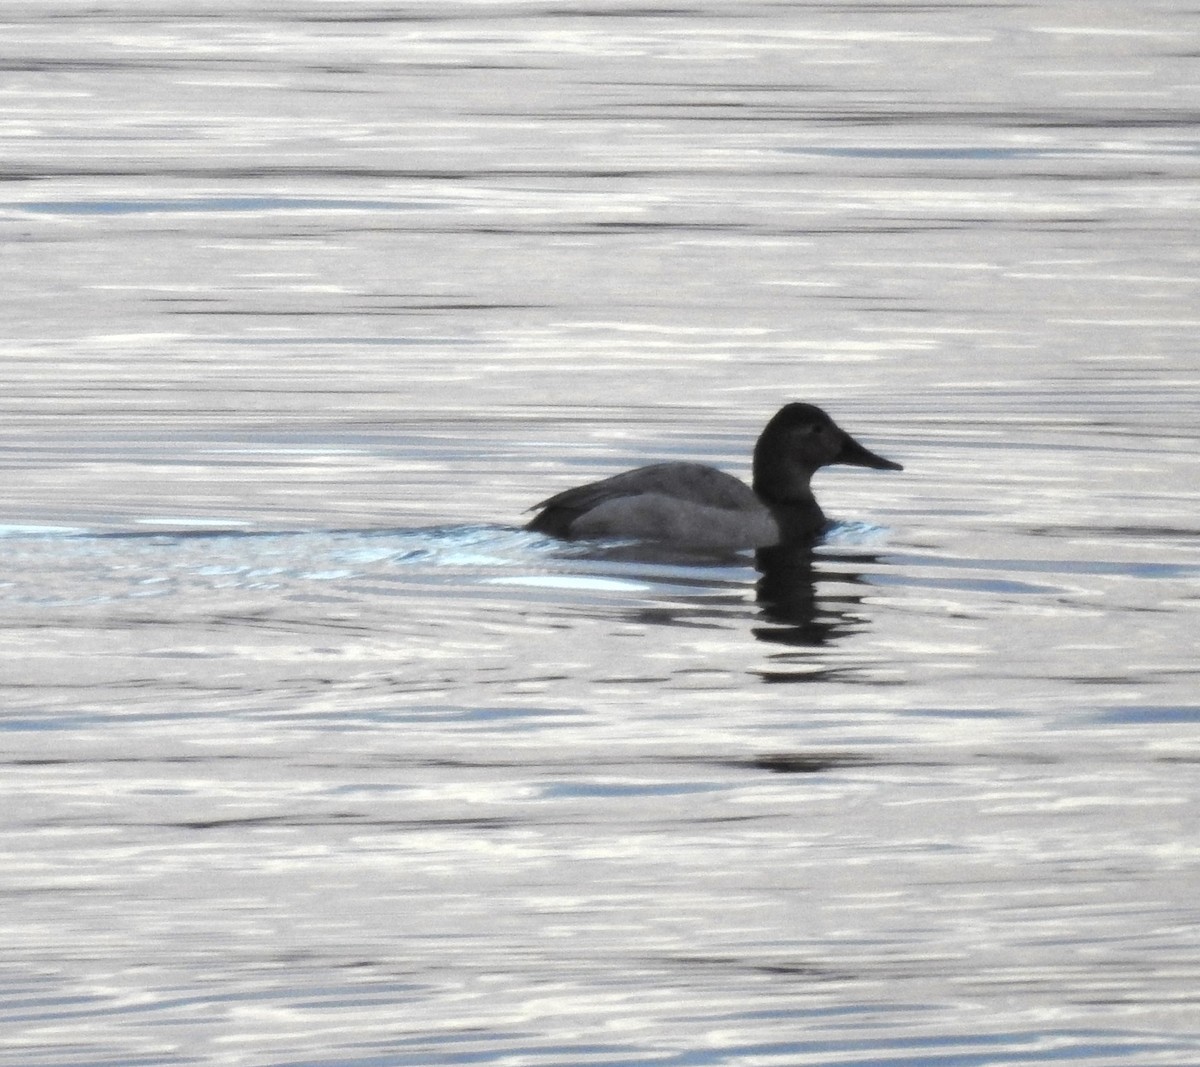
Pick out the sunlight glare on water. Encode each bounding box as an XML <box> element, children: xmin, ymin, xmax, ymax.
<box><xmin>1</xmin><ymin>2</ymin><xmax>1199</xmax><ymax>1066</ymax></box>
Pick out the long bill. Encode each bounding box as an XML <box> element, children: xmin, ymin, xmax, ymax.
<box><xmin>835</xmin><ymin>432</ymin><xmax>903</xmax><ymax>471</ymax></box>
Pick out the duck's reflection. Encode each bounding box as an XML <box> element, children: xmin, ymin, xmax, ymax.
<box><xmin>541</xmin><ymin>535</ymin><xmax>884</xmax><ymax>648</ymax></box>
<box><xmin>754</xmin><ymin>544</ymin><xmax>878</xmax><ymax>647</ymax></box>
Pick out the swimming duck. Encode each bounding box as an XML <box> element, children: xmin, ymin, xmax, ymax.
<box><xmin>526</xmin><ymin>402</ymin><xmax>902</xmax><ymax>552</ymax></box>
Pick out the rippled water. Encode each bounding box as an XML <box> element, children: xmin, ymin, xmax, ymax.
<box><xmin>2</xmin><ymin>3</ymin><xmax>1199</xmax><ymax>1066</ymax></box>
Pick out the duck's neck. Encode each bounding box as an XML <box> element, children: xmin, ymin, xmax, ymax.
<box><xmin>753</xmin><ymin>476</ymin><xmax>827</xmax><ymax>542</ymax></box>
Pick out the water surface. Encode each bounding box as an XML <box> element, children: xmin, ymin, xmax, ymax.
<box><xmin>2</xmin><ymin>3</ymin><xmax>1199</xmax><ymax>1065</ymax></box>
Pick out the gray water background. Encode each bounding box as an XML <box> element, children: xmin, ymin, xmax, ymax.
<box><xmin>1</xmin><ymin>3</ymin><xmax>1199</xmax><ymax>1065</ymax></box>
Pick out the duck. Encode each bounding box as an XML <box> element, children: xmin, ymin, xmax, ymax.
<box><xmin>526</xmin><ymin>402</ymin><xmax>903</xmax><ymax>552</ymax></box>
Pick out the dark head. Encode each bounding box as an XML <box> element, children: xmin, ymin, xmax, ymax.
<box><xmin>752</xmin><ymin>402</ymin><xmax>902</xmax><ymax>503</ymax></box>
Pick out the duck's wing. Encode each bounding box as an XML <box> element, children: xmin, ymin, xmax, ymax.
<box><xmin>527</xmin><ymin>462</ymin><xmax>757</xmax><ymax>537</ymax></box>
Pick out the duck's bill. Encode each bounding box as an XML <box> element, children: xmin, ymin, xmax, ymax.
<box><xmin>836</xmin><ymin>433</ymin><xmax>904</xmax><ymax>471</ymax></box>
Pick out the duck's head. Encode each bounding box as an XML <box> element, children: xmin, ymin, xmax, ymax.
<box><xmin>753</xmin><ymin>402</ymin><xmax>902</xmax><ymax>501</ymax></box>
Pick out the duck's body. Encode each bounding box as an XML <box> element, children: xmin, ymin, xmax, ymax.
<box><xmin>528</xmin><ymin>462</ymin><xmax>779</xmax><ymax>550</ymax></box>
<box><xmin>526</xmin><ymin>402</ymin><xmax>902</xmax><ymax>552</ymax></box>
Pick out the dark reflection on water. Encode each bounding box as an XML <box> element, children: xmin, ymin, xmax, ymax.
<box><xmin>753</xmin><ymin>544</ymin><xmax>885</xmax><ymax>648</ymax></box>
<box><xmin>738</xmin><ymin>752</ymin><xmax>883</xmax><ymax>774</ymax></box>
